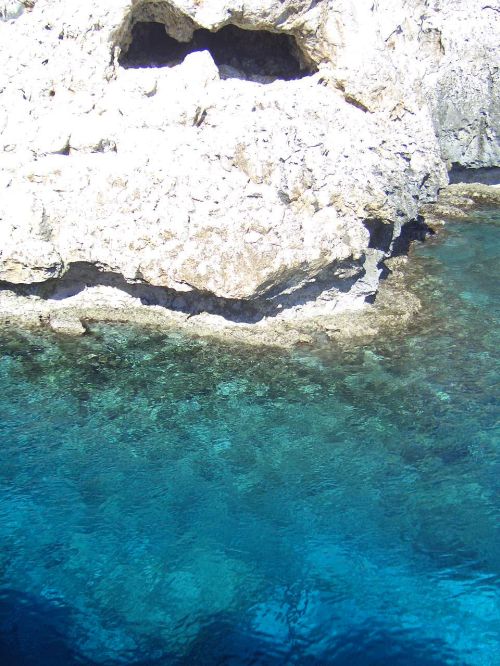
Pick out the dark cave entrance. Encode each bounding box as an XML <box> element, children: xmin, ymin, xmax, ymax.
<box><xmin>118</xmin><ymin>23</ymin><xmax>311</xmax><ymax>81</ymax></box>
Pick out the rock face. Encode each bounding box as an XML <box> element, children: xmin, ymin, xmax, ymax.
<box><xmin>0</xmin><ymin>0</ymin><xmax>498</xmax><ymax>331</ymax></box>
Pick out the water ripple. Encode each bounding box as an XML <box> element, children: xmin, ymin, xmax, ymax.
<box><xmin>0</xmin><ymin>216</ymin><xmax>499</xmax><ymax>664</ymax></box>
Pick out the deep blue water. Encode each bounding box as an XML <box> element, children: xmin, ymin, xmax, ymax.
<box><xmin>0</xmin><ymin>212</ymin><xmax>499</xmax><ymax>665</ymax></box>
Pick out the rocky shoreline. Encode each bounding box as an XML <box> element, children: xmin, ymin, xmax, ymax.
<box><xmin>0</xmin><ymin>263</ymin><xmax>420</xmax><ymax>347</ymax></box>
<box><xmin>1</xmin><ymin>1</ymin><xmax>498</xmax><ymax>345</ymax></box>
<box><xmin>0</xmin><ymin>181</ymin><xmax>497</xmax><ymax>347</ymax></box>
<box><xmin>420</xmin><ymin>183</ymin><xmax>500</xmax><ymax>226</ymax></box>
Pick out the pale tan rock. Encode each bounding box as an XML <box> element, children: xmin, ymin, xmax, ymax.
<box><xmin>48</xmin><ymin>314</ymin><xmax>87</xmax><ymax>336</ymax></box>
<box><xmin>421</xmin><ymin>183</ymin><xmax>500</xmax><ymax>224</ymax></box>
<box><xmin>0</xmin><ymin>0</ymin><xmax>497</xmax><ymax>336</ymax></box>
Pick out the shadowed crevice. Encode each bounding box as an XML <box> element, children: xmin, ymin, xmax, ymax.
<box><xmin>119</xmin><ymin>22</ymin><xmax>313</xmax><ymax>82</ymax></box>
<box><xmin>448</xmin><ymin>165</ymin><xmax>500</xmax><ymax>185</ymax></box>
<box><xmin>391</xmin><ymin>217</ymin><xmax>435</xmax><ymax>257</ymax></box>
<box><xmin>363</xmin><ymin>219</ymin><xmax>395</xmax><ymax>253</ymax></box>
<box><xmin>0</xmin><ymin>257</ymin><xmax>365</xmax><ymax>324</ymax></box>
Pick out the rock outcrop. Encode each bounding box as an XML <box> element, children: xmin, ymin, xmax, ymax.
<box><xmin>0</xmin><ymin>0</ymin><xmax>498</xmax><ymax>337</ymax></box>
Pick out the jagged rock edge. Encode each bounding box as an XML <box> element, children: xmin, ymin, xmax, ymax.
<box><xmin>0</xmin><ymin>255</ymin><xmax>366</xmax><ymax>325</ymax></box>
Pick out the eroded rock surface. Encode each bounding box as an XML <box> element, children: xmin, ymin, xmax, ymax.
<box><xmin>0</xmin><ymin>0</ymin><xmax>498</xmax><ymax>336</ymax></box>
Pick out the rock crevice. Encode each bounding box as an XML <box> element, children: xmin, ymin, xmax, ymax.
<box><xmin>0</xmin><ymin>252</ymin><xmax>369</xmax><ymax>324</ymax></box>
<box><xmin>119</xmin><ymin>22</ymin><xmax>311</xmax><ymax>82</ymax></box>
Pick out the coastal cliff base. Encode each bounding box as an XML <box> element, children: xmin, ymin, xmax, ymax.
<box><xmin>3</xmin><ymin>183</ymin><xmax>498</xmax><ymax>348</ymax></box>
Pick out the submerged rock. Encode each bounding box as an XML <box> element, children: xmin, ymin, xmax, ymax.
<box><xmin>0</xmin><ymin>0</ymin><xmax>498</xmax><ymax>337</ymax></box>
<box><xmin>421</xmin><ymin>183</ymin><xmax>500</xmax><ymax>225</ymax></box>
<box><xmin>47</xmin><ymin>314</ymin><xmax>87</xmax><ymax>336</ymax></box>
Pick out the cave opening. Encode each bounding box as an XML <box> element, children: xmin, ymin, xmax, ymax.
<box><xmin>119</xmin><ymin>23</ymin><xmax>312</xmax><ymax>81</ymax></box>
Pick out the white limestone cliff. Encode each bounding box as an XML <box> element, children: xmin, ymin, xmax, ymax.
<box><xmin>0</xmin><ymin>0</ymin><xmax>498</xmax><ymax>336</ymax></box>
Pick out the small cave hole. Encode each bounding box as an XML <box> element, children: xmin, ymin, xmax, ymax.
<box><xmin>119</xmin><ymin>23</ymin><xmax>312</xmax><ymax>82</ymax></box>
<box><xmin>363</xmin><ymin>219</ymin><xmax>395</xmax><ymax>253</ymax></box>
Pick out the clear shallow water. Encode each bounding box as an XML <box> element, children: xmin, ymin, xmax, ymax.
<box><xmin>0</xmin><ymin>213</ymin><xmax>499</xmax><ymax>665</ymax></box>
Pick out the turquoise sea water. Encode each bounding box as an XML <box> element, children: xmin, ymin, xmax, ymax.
<box><xmin>0</xmin><ymin>213</ymin><xmax>499</xmax><ymax>665</ymax></box>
